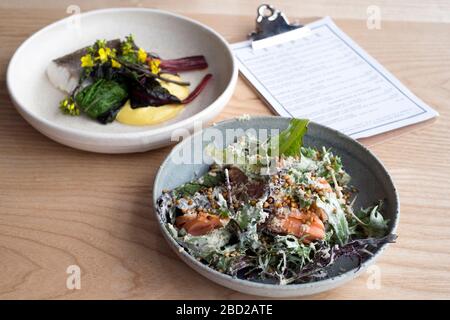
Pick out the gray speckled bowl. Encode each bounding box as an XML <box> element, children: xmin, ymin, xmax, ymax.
<box><xmin>153</xmin><ymin>116</ymin><xmax>399</xmax><ymax>297</ymax></box>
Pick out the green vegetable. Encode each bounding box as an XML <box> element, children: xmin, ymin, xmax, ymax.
<box><xmin>218</xmin><ymin>209</ymin><xmax>231</xmax><ymax>219</ymax></box>
<box><xmin>201</xmin><ymin>172</ymin><xmax>224</xmax><ymax>187</ymax></box>
<box><xmin>120</xmin><ymin>35</ymin><xmax>139</xmax><ymax>64</ymax></box>
<box><xmin>174</xmin><ymin>171</ymin><xmax>224</xmax><ymax>196</ymax></box>
<box><xmin>272</xmin><ymin>235</ymin><xmax>314</xmax><ymax>266</ymax></box>
<box><xmin>179</xmin><ymin>228</ymin><xmax>231</xmax><ymax>259</ymax></box>
<box><xmin>174</xmin><ymin>183</ymin><xmax>202</xmax><ymax>196</ymax></box>
<box><xmin>269</xmin><ymin>119</ymin><xmax>309</xmax><ymax>157</ymax></box>
<box><xmin>75</xmin><ymin>79</ymin><xmax>128</xmax><ymax>120</ymax></box>
<box><xmin>316</xmin><ymin>196</ymin><xmax>351</xmax><ymax>245</ymax></box>
<box><xmin>235</xmin><ymin>205</ymin><xmax>265</xmax><ymax>230</ymax></box>
<box><xmin>352</xmin><ymin>202</ymin><xmax>389</xmax><ymax>238</ymax></box>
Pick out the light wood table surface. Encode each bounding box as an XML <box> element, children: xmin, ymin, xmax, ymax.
<box><xmin>1</xmin><ymin>1</ymin><xmax>449</xmax><ymax>299</ymax></box>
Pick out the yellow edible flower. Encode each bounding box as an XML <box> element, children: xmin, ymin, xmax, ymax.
<box><xmin>97</xmin><ymin>47</ymin><xmax>112</xmax><ymax>63</ymax></box>
<box><xmin>59</xmin><ymin>97</ymin><xmax>80</xmax><ymax>116</ymax></box>
<box><xmin>148</xmin><ymin>58</ymin><xmax>161</xmax><ymax>74</ymax></box>
<box><xmin>80</xmin><ymin>54</ymin><xmax>94</xmax><ymax>68</ymax></box>
<box><xmin>111</xmin><ymin>59</ymin><xmax>121</xmax><ymax>69</ymax></box>
<box><xmin>138</xmin><ymin>48</ymin><xmax>147</xmax><ymax>63</ymax></box>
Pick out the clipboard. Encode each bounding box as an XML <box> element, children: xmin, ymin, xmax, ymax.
<box><xmin>231</xmin><ymin>4</ymin><xmax>438</xmax><ymax>144</ymax></box>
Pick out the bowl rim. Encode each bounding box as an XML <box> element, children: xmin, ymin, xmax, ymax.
<box><xmin>6</xmin><ymin>7</ymin><xmax>238</xmax><ymax>141</ymax></box>
<box><xmin>153</xmin><ymin>116</ymin><xmax>400</xmax><ymax>292</ymax></box>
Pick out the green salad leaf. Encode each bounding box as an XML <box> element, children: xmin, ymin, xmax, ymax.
<box><xmin>269</xmin><ymin>119</ymin><xmax>309</xmax><ymax>157</ymax></box>
<box><xmin>179</xmin><ymin>228</ymin><xmax>231</xmax><ymax>259</ymax></box>
<box><xmin>174</xmin><ymin>183</ymin><xmax>203</xmax><ymax>196</ymax></box>
<box><xmin>174</xmin><ymin>171</ymin><xmax>224</xmax><ymax>196</ymax></box>
<box><xmin>316</xmin><ymin>196</ymin><xmax>351</xmax><ymax>245</ymax></box>
<box><xmin>235</xmin><ymin>204</ymin><xmax>265</xmax><ymax>230</ymax></box>
<box><xmin>352</xmin><ymin>202</ymin><xmax>389</xmax><ymax>238</ymax></box>
<box><xmin>75</xmin><ymin>79</ymin><xmax>128</xmax><ymax>120</ymax></box>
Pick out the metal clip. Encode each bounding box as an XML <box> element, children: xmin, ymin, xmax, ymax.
<box><xmin>248</xmin><ymin>4</ymin><xmax>303</xmax><ymax>41</ymax></box>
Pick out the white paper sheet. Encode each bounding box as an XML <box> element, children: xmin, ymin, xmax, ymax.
<box><xmin>232</xmin><ymin>17</ymin><xmax>438</xmax><ymax>139</ymax></box>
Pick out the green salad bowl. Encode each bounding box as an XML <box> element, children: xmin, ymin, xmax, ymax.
<box><xmin>152</xmin><ymin>116</ymin><xmax>399</xmax><ymax>297</ymax></box>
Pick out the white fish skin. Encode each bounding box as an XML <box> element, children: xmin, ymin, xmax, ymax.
<box><xmin>46</xmin><ymin>39</ymin><xmax>121</xmax><ymax>94</ymax></box>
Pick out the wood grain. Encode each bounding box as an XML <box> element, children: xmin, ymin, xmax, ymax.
<box><xmin>1</xmin><ymin>1</ymin><xmax>450</xmax><ymax>299</ymax></box>
<box><xmin>3</xmin><ymin>0</ymin><xmax>450</xmax><ymax>23</ymax></box>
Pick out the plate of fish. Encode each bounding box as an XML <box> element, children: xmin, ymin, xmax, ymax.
<box><xmin>7</xmin><ymin>8</ymin><xmax>237</xmax><ymax>153</ymax></box>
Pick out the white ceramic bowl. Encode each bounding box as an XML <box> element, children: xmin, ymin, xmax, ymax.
<box><xmin>7</xmin><ymin>8</ymin><xmax>237</xmax><ymax>153</ymax></box>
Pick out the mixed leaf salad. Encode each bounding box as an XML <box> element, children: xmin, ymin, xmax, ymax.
<box><xmin>54</xmin><ymin>35</ymin><xmax>211</xmax><ymax>124</ymax></box>
<box><xmin>157</xmin><ymin>119</ymin><xmax>397</xmax><ymax>284</ymax></box>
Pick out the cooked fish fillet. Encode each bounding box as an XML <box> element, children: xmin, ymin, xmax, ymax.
<box><xmin>46</xmin><ymin>39</ymin><xmax>121</xmax><ymax>93</ymax></box>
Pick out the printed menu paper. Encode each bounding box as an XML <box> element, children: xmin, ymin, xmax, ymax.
<box><xmin>231</xmin><ymin>17</ymin><xmax>438</xmax><ymax>139</ymax></box>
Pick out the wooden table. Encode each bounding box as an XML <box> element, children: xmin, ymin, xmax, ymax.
<box><xmin>1</xmin><ymin>1</ymin><xmax>449</xmax><ymax>299</ymax></box>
